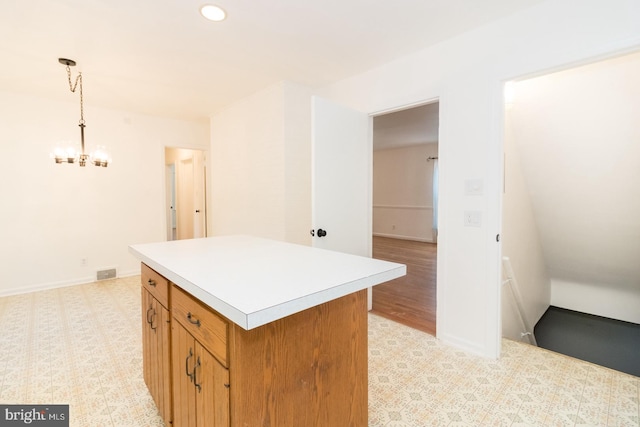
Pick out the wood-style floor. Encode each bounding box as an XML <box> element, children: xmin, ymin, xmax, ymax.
<box><xmin>371</xmin><ymin>236</ymin><xmax>437</xmax><ymax>335</ymax></box>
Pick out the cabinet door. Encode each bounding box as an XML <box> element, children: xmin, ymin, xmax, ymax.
<box><xmin>155</xmin><ymin>303</ymin><xmax>172</xmax><ymax>423</ymax></box>
<box><xmin>172</xmin><ymin>321</ymin><xmax>197</xmax><ymax>427</ymax></box>
<box><xmin>143</xmin><ymin>289</ymin><xmax>173</xmax><ymax>423</ymax></box>
<box><xmin>141</xmin><ymin>288</ymin><xmax>155</xmax><ymax>395</ymax></box>
<box><xmin>195</xmin><ymin>343</ymin><xmax>229</xmax><ymax>427</ymax></box>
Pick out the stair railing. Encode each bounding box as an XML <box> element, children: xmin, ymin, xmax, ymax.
<box><xmin>502</xmin><ymin>256</ymin><xmax>537</xmax><ymax>346</ymax></box>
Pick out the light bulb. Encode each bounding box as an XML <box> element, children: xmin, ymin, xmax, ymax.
<box><xmin>91</xmin><ymin>146</ymin><xmax>110</xmax><ymax>167</ymax></box>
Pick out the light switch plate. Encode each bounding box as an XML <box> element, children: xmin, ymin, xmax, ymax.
<box><xmin>465</xmin><ymin>179</ymin><xmax>484</xmax><ymax>196</ymax></box>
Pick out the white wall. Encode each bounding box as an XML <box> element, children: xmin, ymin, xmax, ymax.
<box><xmin>0</xmin><ymin>91</ymin><xmax>209</xmax><ymax>296</ymax></box>
<box><xmin>552</xmin><ymin>280</ymin><xmax>640</xmax><ymax>324</ymax></box>
<box><xmin>501</xmin><ymin>108</ymin><xmax>551</xmax><ymax>342</ymax></box>
<box><xmin>283</xmin><ymin>83</ymin><xmax>313</xmax><ymax>245</ymax></box>
<box><xmin>373</xmin><ymin>144</ymin><xmax>438</xmax><ymax>242</ymax></box>
<box><xmin>210</xmin><ymin>81</ymin><xmax>312</xmax><ymax>246</ymax></box>
<box><xmin>318</xmin><ymin>0</ymin><xmax>640</xmax><ymax>357</ymax></box>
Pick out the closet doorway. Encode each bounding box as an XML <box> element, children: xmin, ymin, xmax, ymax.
<box><xmin>370</xmin><ymin>101</ymin><xmax>439</xmax><ymax>335</ymax></box>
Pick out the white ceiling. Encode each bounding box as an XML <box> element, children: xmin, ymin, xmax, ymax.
<box><xmin>373</xmin><ymin>102</ymin><xmax>439</xmax><ymax>151</ymax></box>
<box><xmin>510</xmin><ymin>51</ymin><xmax>640</xmax><ymax>291</ymax></box>
<box><xmin>0</xmin><ymin>0</ymin><xmax>544</xmax><ymax>121</ymax></box>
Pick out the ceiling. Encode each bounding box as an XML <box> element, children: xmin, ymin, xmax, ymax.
<box><xmin>373</xmin><ymin>102</ymin><xmax>439</xmax><ymax>150</ymax></box>
<box><xmin>509</xmin><ymin>51</ymin><xmax>640</xmax><ymax>291</ymax></box>
<box><xmin>0</xmin><ymin>0</ymin><xmax>544</xmax><ymax>121</ymax></box>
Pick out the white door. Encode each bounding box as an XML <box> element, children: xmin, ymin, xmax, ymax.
<box><xmin>311</xmin><ymin>96</ymin><xmax>371</xmax><ymax>257</ymax></box>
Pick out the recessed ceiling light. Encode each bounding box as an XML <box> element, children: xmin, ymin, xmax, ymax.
<box><xmin>200</xmin><ymin>4</ymin><xmax>226</xmax><ymax>22</ymax></box>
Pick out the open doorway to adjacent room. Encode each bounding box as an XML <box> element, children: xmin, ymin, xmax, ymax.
<box><xmin>370</xmin><ymin>101</ymin><xmax>439</xmax><ymax>336</ymax></box>
<box><xmin>165</xmin><ymin>147</ymin><xmax>208</xmax><ymax>241</ymax></box>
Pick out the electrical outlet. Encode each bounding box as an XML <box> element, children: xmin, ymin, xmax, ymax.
<box><xmin>464</xmin><ymin>210</ymin><xmax>482</xmax><ymax>227</ymax></box>
<box><xmin>81</xmin><ymin>258</ymin><xmax>88</xmax><ymax>267</ymax></box>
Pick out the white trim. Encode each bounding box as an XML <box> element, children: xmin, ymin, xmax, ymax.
<box><xmin>0</xmin><ymin>269</ymin><xmax>141</xmax><ymax>298</ymax></box>
<box><xmin>438</xmin><ymin>332</ymin><xmax>489</xmax><ymax>359</ymax></box>
<box><xmin>373</xmin><ymin>232</ymin><xmax>434</xmax><ymax>243</ymax></box>
<box><xmin>369</xmin><ymin>98</ymin><xmax>440</xmax><ymax>118</ymax></box>
<box><xmin>373</xmin><ymin>204</ymin><xmax>433</xmax><ymax>211</ymax></box>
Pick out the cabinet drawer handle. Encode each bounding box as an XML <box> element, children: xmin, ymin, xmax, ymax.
<box><xmin>185</xmin><ymin>348</ymin><xmax>194</xmax><ymax>382</ymax></box>
<box><xmin>147</xmin><ymin>279</ymin><xmax>156</xmax><ymax>287</ymax></box>
<box><xmin>186</xmin><ymin>312</ymin><xmax>201</xmax><ymax>327</ymax></box>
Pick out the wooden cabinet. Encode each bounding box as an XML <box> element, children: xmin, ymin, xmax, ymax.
<box><xmin>226</xmin><ymin>287</ymin><xmax>368</xmax><ymax>426</ymax></box>
<box><xmin>171</xmin><ymin>286</ymin><xmax>230</xmax><ymax>427</ymax></box>
<box><xmin>141</xmin><ymin>264</ymin><xmax>172</xmax><ymax>424</ymax></box>
<box><xmin>141</xmin><ymin>262</ymin><xmax>367</xmax><ymax>427</ymax></box>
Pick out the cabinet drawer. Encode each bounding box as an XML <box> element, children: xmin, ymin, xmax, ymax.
<box><xmin>141</xmin><ymin>263</ymin><xmax>170</xmax><ymax>308</ymax></box>
<box><xmin>171</xmin><ymin>285</ymin><xmax>228</xmax><ymax>367</ymax></box>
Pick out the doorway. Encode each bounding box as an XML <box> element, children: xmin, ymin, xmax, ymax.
<box><xmin>501</xmin><ymin>51</ymin><xmax>640</xmax><ymax>371</ymax></box>
<box><xmin>370</xmin><ymin>102</ymin><xmax>439</xmax><ymax>335</ymax></box>
<box><xmin>165</xmin><ymin>147</ymin><xmax>208</xmax><ymax>241</ymax></box>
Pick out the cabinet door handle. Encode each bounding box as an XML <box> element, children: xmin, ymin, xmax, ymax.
<box><xmin>146</xmin><ymin>306</ymin><xmax>154</xmax><ymax>324</ymax></box>
<box><xmin>193</xmin><ymin>356</ymin><xmax>202</xmax><ymax>393</ymax></box>
<box><xmin>186</xmin><ymin>312</ymin><xmax>201</xmax><ymax>327</ymax></box>
<box><xmin>147</xmin><ymin>307</ymin><xmax>157</xmax><ymax>330</ymax></box>
<box><xmin>185</xmin><ymin>348</ymin><xmax>194</xmax><ymax>382</ymax></box>
<box><xmin>150</xmin><ymin>311</ymin><xmax>157</xmax><ymax>331</ymax></box>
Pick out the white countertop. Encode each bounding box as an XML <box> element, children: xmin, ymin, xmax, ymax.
<box><xmin>129</xmin><ymin>235</ymin><xmax>406</xmax><ymax>330</ymax></box>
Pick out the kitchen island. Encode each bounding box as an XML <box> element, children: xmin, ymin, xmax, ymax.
<box><xmin>129</xmin><ymin>235</ymin><xmax>406</xmax><ymax>427</ymax></box>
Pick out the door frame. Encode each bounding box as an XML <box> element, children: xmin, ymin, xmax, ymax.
<box><xmin>164</xmin><ymin>146</ymin><xmax>209</xmax><ymax>241</ymax></box>
<box><xmin>165</xmin><ymin>163</ymin><xmax>177</xmax><ymax>240</ymax></box>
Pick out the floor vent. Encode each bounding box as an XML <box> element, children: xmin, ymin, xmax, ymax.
<box><xmin>97</xmin><ymin>268</ymin><xmax>117</xmax><ymax>281</ymax></box>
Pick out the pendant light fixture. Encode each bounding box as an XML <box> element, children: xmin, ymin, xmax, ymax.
<box><xmin>52</xmin><ymin>58</ymin><xmax>110</xmax><ymax>167</ymax></box>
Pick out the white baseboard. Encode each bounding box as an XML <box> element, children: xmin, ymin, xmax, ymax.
<box><xmin>373</xmin><ymin>232</ymin><xmax>435</xmax><ymax>243</ymax></box>
<box><xmin>0</xmin><ymin>269</ymin><xmax>141</xmax><ymax>298</ymax></box>
<box><xmin>437</xmin><ymin>331</ymin><xmax>494</xmax><ymax>359</ymax></box>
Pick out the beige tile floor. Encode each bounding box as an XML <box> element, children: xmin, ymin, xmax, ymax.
<box><xmin>368</xmin><ymin>315</ymin><xmax>639</xmax><ymax>426</ymax></box>
<box><xmin>0</xmin><ymin>276</ymin><xmax>638</xmax><ymax>426</ymax></box>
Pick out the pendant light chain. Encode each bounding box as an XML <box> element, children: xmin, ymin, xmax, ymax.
<box><xmin>65</xmin><ymin>65</ymin><xmax>84</xmax><ymax>125</ymax></box>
